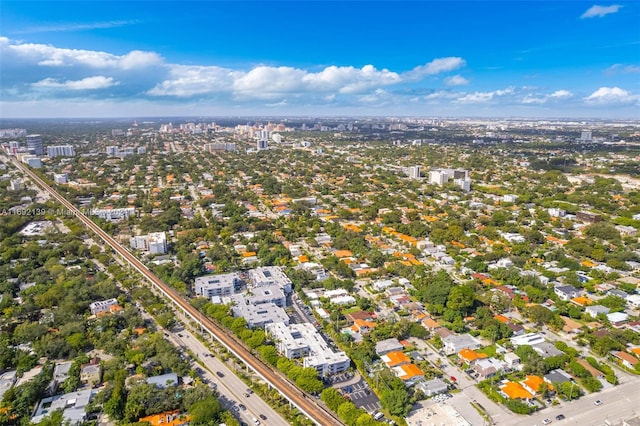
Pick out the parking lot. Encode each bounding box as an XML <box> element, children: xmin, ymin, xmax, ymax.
<box><xmin>335</xmin><ymin>378</ymin><xmax>381</xmax><ymax>413</ymax></box>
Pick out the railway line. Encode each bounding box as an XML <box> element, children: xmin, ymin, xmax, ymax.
<box><xmin>11</xmin><ymin>157</ymin><xmax>343</xmax><ymax>426</ymax></box>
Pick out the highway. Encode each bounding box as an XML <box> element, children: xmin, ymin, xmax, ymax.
<box><xmin>11</xmin><ymin>157</ymin><xmax>343</xmax><ymax>426</ymax></box>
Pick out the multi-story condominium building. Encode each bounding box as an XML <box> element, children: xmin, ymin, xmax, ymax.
<box><xmin>232</xmin><ymin>301</ymin><xmax>289</xmax><ymax>329</ymax></box>
<box><xmin>47</xmin><ymin>145</ymin><xmax>76</xmax><ymax>158</ymax></box>
<box><xmin>429</xmin><ymin>168</ymin><xmax>471</xmax><ymax>191</ymax></box>
<box><xmin>130</xmin><ymin>232</ymin><xmax>167</xmax><ymax>254</ymax></box>
<box><xmin>195</xmin><ymin>273</ymin><xmax>241</xmax><ymax>297</ymax></box>
<box><xmin>90</xmin><ymin>207</ymin><xmax>135</xmax><ymax>221</ymax></box>
<box><xmin>266</xmin><ymin>322</ymin><xmax>350</xmax><ymax>376</ymax></box>
<box><xmin>106</xmin><ymin>146</ymin><xmax>119</xmax><ymax>156</ymax></box>
<box><xmin>247</xmin><ymin>266</ymin><xmax>293</xmax><ymax>294</ymax></box>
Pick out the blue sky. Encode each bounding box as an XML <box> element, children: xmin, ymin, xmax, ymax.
<box><xmin>1</xmin><ymin>1</ymin><xmax>639</xmax><ymax>118</ymax></box>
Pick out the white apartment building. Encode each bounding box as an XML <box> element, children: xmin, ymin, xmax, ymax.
<box><xmin>406</xmin><ymin>165</ymin><xmax>421</xmax><ymax>180</ymax></box>
<box><xmin>247</xmin><ymin>266</ymin><xmax>292</xmax><ymax>294</ymax></box>
<box><xmin>195</xmin><ymin>273</ymin><xmax>240</xmax><ymax>297</ymax></box>
<box><xmin>238</xmin><ymin>285</ymin><xmax>286</xmax><ymax>308</ymax></box>
<box><xmin>130</xmin><ymin>232</ymin><xmax>167</xmax><ymax>254</ymax></box>
<box><xmin>106</xmin><ymin>146</ymin><xmax>119</xmax><ymax>156</ymax></box>
<box><xmin>429</xmin><ymin>168</ymin><xmax>471</xmax><ymax>191</ymax></box>
<box><xmin>47</xmin><ymin>145</ymin><xmax>76</xmax><ymax>158</ymax></box>
<box><xmin>266</xmin><ymin>322</ymin><xmax>350</xmax><ymax>376</ymax></box>
<box><xmin>90</xmin><ymin>207</ymin><xmax>135</xmax><ymax>221</ymax></box>
<box><xmin>232</xmin><ymin>301</ymin><xmax>289</xmax><ymax>329</ymax></box>
<box><xmin>53</xmin><ymin>173</ymin><xmax>68</xmax><ymax>184</ymax></box>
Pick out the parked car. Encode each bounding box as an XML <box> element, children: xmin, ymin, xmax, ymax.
<box><xmin>542</xmin><ymin>419</ymin><xmax>552</xmax><ymax>425</ymax></box>
<box><xmin>594</xmin><ymin>400</ymin><xmax>602</xmax><ymax>406</ymax></box>
<box><xmin>216</xmin><ymin>371</ymin><xmax>225</xmax><ymax>377</ymax></box>
<box><xmin>259</xmin><ymin>414</ymin><xmax>267</xmax><ymax>420</ymax></box>
<box><xmin>556</xmin><ymin>414</ymin><xmax>565</xmax><ymax>420</ymax></box>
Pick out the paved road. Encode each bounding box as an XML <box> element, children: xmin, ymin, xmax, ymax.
<box><xmin>512</xmin><ymin>369</ymin><xmax>640</xmax><ymax>426</ymax></box>
<box><xmin>169</xmin><ymin>330</ymin><xmax>290</xmax><ymax>426</ymax></box>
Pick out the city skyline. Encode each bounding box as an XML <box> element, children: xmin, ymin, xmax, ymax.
<box><xmin>1</xmin><ymin>1</ymin><xmax>639</xmax><ymax>118</ymax></box>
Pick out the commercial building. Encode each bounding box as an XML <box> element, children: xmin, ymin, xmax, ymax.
<box><xmin>266</xmin><ymin>322</ymin><xmax>350</xmax><ymax>376</ymax></box>
<box><xmin>26</xmin><ymin>134</ymin><xmax>44</xmax><ymax>155</ymax></box>
<box><xmin>194</xmin><ymin>273</ymin><xmax>240</xmax><ymax>297</ymax></box>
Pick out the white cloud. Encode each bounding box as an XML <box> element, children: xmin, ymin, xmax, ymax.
<box><xmin>444</xmin><ymin>75</ymin><xmax>469</xmax><ymax>86</ymax></box>
<box><xmin>32</xmin><ymin>76</ymin><xmax>118</xmax><ymax>90</ymax></box>
<box><xmin>550</xmin><ymin>90</ymin><xmax>573</xmax><ymax>98</ymax></box>
<box><xmin>150</xmin><ymin>63</ymin><xmax>404</xmax><ymax>99</ymax></box>
<box><xmin>522</xmin><ymin>89</ymin><xmax>573</xmax><ymax>104</ymax></box>
<box><xmin>147</xmin><ymin>65</ymin><xmax>238</xmax><ymax>97</ymax></box>
<box><xmin>1</xmin><ymin>38</ymin><xmax>162</xmax><ymax>69</ymax></box>
<box><xmin>457</xmin><ymin>87</ymin><xmax>515</xmax><ymax>104</ymax></box>
<box><xmin>581</xmin><ymin>4</ymin><xmax>622</xmax><ymax>18</ymax></box>
<box><xmin>14</xmin><ymin>20</ymin><xmax>138</xmax><ymax>34</ymax></box>
<box><xmin>606</xmin><ymin>64</ymin><xmax>640</xmax><ymax>74</ymax></box>
<box><xmin>403</xmin><ymin>57</ymin><xmax>466</xmax><ymax>80</ymax></box>
<box><xmin>584</xmin><ymin>86</ymin><xmax>638</xmax><ymax>104</ymax></box>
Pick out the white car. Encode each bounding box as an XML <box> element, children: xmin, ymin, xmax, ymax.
<box><xmin>594</xmin><ymin>400</ymin><xmax>603</xmax><ymax>406</ymax></box>
<box><xmin>542</xmin><ymin>419</ymin><xmax>552</xmax><ymax>425</ymax></box>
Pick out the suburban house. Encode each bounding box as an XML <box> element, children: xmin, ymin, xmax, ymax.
<box><xmin>442</xmin><ymin>333</ymin><xmax>481</xmax><ymax>354</ymax></box>
<box><xmin>554</xmin><ymin>285</ymin><xmax>581</xmax><ymax>301</ymax></box>
<box><xmin>612</xmin><ymin>351</ymin><xmax>639</xmax><ymax>369</ymax></box>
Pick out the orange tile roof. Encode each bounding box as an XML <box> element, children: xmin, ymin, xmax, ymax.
<box><xmin>422</xmin><ymin>318</ymin><xmax>440</xmax><ymax>329</ymax></box>
<box><xmin>334</xmin><ymin>250</ymin><xmax>353</xmax><ymax>258</ymax></box>
<box><xmin>139</xmin><ymin>410</ymin><xmax>190</xmax><ymax>426</ymax></box>
<box><xmin>396</xmin><ymin>363</ymin><xmax>424</xmax><ymax>380</ymax></box>
<box><xmin>354</xmin><ymin>319</ymin><xmax>376</xmax><ymax>330</ymax></box>
<box><xmin>458</xmin><ymin>348</ymin><xmax>488</xmax><ymax>363</ymax></box>
<box><xmin>522</xmin><ymin>375</ymin><xmax>548</xmax><ymax>393</ymax></box>
<box><xmin>494</xmin><ymin>314</ymin><xmax>509</xmax><ymax>324</ymax></box>
<box><xmin>382</xmin><ymin>351</ymin><xmax>411</xmax><ymax>367</ymax></box>
<box><xmin>501</xmin><ymin>381</ymin><xmax>534</xmax><ymax>400</ymax></box>
<box><xmin>571</xmin><ymin>296</ymin><xmax>593</xmax><ymax>306</ymax></box>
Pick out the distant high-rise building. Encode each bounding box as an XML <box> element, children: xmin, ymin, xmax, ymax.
<box><xmin>257</xmin><ymin>139</ymin><xmax>268</xmax><ymax>150</ymax></box>
<box><xmin>106</xmin><ymin>146</ymin><xmax>119</xmax><ymax>156</ymax></box>
<box><xmin>47</xmin><ymin>145</ymin><xmax>76</xmax><ymax>158</ymax></box>
<box><xmin>8</xmin><ymin>141</ymin><xmax>20</xmax><ymax>154</ymax></box>
<box><xmin>429</xmin><ymin>168</ymin><xmax>471</xmax><ymax>192</ymax></box>
<box><xmin>271</xmin><ymin>133</ymin><xmax>282</xmax><ymax>143</ymax></box>
<box><xmin>408</xmin><ymin>165</ymin><xmax>421</xmax><ymax>179</ymax></box>
<box><xmin>26</xmin><ymin>134</ymin><xmax>44</xmax><ymax>155</ymax></box>
<box><xmin>579</xmin><ymin>131</ymin><xmax>592</xmax><ymax>142</ymax></box>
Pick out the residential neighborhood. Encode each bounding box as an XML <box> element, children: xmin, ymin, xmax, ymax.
<box><xmin>0</xmin><ymin>116</ymin><xmax>639</xmax><ymax>426</ymax></box>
